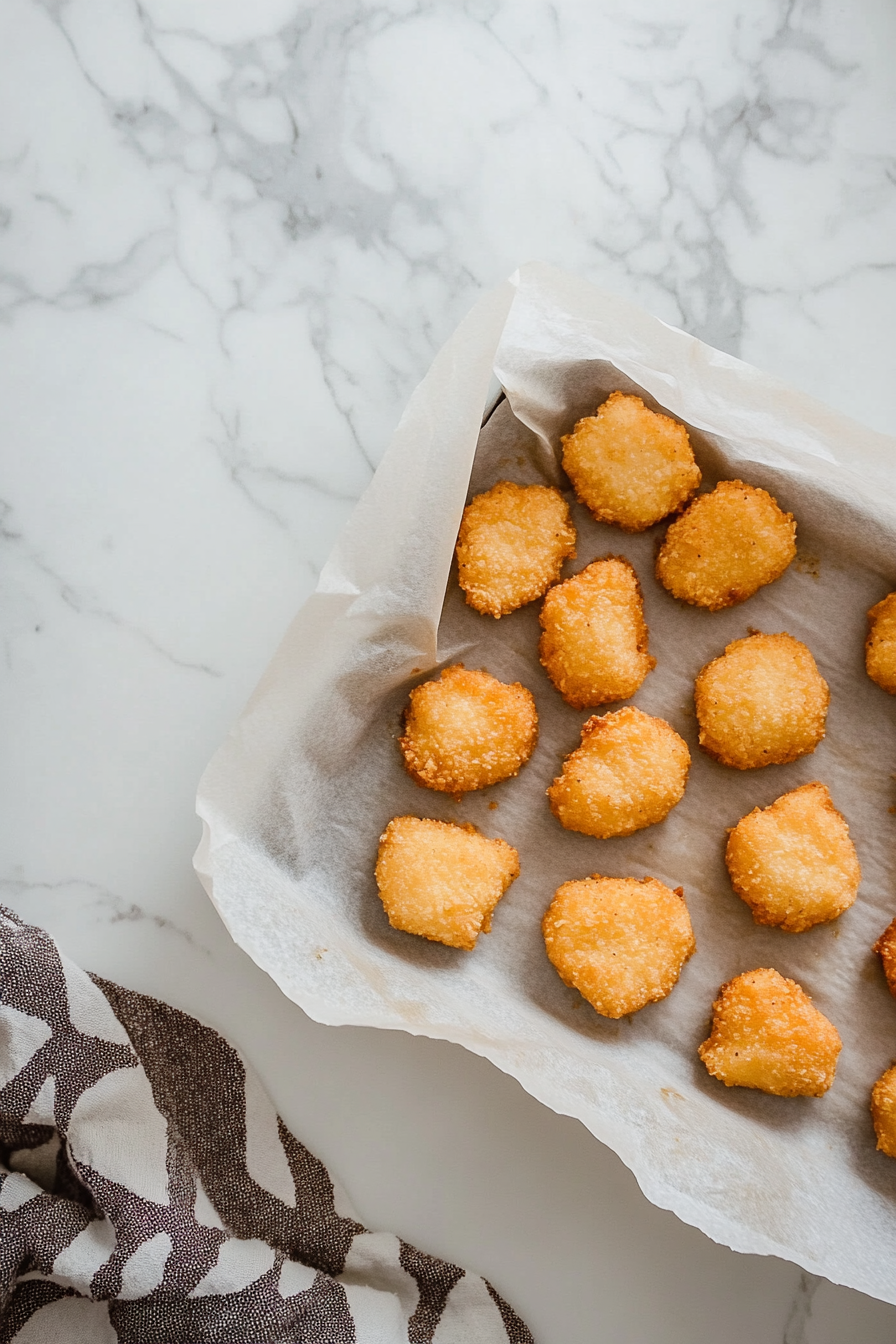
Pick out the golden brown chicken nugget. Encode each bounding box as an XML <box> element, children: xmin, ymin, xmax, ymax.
<box><xmin>561</xmin><ymin>391</ymin><xmax>700</xmax><ymax>532</ymax></box>
<box><xmin>866</xmin><ymin>592</ymin><xmax>896</xmax><ymax>694</ymax></box>
<box><xmin>400</xmin><ymin>664</ymin><xmax>538</xmax><ymax>794</ymax></box>
<box><xmin>698</xmin><ymin>968</ymin><xmax>841</xmax><ymax>1096</ymax></box>
<box><xmin>547</xmin><ymin>706</ymin><xmax>690</xmax><ymax>839</ymax></box>
<box><xmin>871</xmin><ymin>1066</ymin><xmax>896</xmax><ymax>1157</ymax></box>
<box><xmin>873</xmin><ymin>918</ymin><xmax>896</xmax><ymax>997</ymax></box>
<box><xmin>726</xmin><ymin>783</ymin><xmax>860</xmax><ymax>932</ymax></box>
<box><xmin>560</xmin><ymin>391</ymin><xmax>700</xmax><ymax>532</ymax></box>
<box><xmin>456</xmin><ymin>481</ymin><xmax>576</xmax><ymax>618</ymax></box>
<box><xmin>543</xmin><ymin>875</ymin><xmax>696</xmax><ymax>1018</ymax></box>
<box><xmin>376</xmin><ymin>816</ymin><xmax>519</xmax><ymax>950</ymax></box>
<box><xmin>656</xmin><ymin>480</ymin><xmax>796</xmax><ymax>610</ymax></box>
<box><xmin>538</xmin><ymin>556</ymin><xmax>655</xmax><ymax>708</ymax></box>
<box><xmin>694</xmin><ymin>632</ymin><xmax>828</xmax><ymax>770</ymax></box>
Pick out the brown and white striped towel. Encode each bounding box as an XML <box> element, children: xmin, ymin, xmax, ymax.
<box><xmin>0</xmin><ymin>908</ymin><xmax>533</xmax><ymax>1342</ymax></box>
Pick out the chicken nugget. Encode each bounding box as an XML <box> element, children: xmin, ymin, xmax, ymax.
<box><xmin>694</xmin><ymin>632</ymin><xmax>828</xmax><ymax>770</ymax></box>
<box><xmin>698</xmin><ymin>968</ymin><xmax>841</xmax><ymax>1097</ymax></box>
<box><xmin>866</xmin><ymin>592</ymin><xmax>896</xmax><ymax>694</ymax></box>
<box><xmin>656</xmin><ymin>480</ymin><xmax>796</xmax><ymax>610</ymax></box>
<box><xmin>561</xmin><ymin>391</ymin><xmax>700</xmax><ymax>531</ymax></box>
<box><xmin>726</xmin><ymin>783</ymin><xmax>860</xmax><ymax>932</ymax></box>
<box><xmin>871</xmin><ymin>1066</ymin><xmax>896</xmax><ymax>1157</ymax></box>
<box><xmin>400</xmin><ymin>664</ymin><xmax>538</xmax><ymax>794</ymax></box>
<box><xmin>543</xmin><ymin>875</ymin><xmax>696</xmax><ymax>1018</ymax></box>
<box><xmin>376</xmin><ymin>816</ymin><xmax>519</xmax><ymax>950</ymax></box>
<box><xmin>547</xmin><ymin>705</ymin><xmax>690</xmax><ymax>839</ymax></box>
<box><xmin>539</xmin><ymin>556</ymin><xmax>655</xmax><ymax>708</ymax></box>
<box><xmin>456</xmin><ymin>481</ymin><xmax>576</xmax><ymax>618</ymax></box>
<box><xmin>873</xmin><ymin>918</ymin><xmax>896</xmax><ymax>997</ymax></box>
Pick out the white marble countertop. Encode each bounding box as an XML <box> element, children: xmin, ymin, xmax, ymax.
<box><xmin>2</xmin><ymin>1</ymin><xmax>896</xmax><ymax>1340</ymax></box>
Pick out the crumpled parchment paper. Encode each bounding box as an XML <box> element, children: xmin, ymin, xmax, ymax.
<box><xmin>196</xmin><ymin>262</ymin><xmax>896</xmax><ymax>1302</ymax></box>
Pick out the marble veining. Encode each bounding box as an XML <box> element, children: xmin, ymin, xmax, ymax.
<box><xmin>784</xmin><ymin>1273</ymin><xmax>821</xmax><ymax>1344</ymax></box>
<box><xmin>1</xmin><ymin>1</ymin><xmax>896</xmax><ymax>1340</ymax></box>
<box><xmin>0</xmin><ymin>877</ymin><xmax>202</xmax><ymax>950</ymax></box>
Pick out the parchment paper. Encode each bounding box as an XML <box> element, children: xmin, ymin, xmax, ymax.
<box><xmin>195</xmin><ymin>262</ymin><xmax>896</xmax><ymax>1302</ymax></box>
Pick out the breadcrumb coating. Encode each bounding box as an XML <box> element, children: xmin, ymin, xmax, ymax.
<box><xmin>694</xmin><ymin>632</ymin><xmax>829</xmax><ymax>770</ymax></box>
<box><xmin>871</xmin><ymin>1066</ymin><xmax>896</xmax><ymax>1158</ymax></box>
<box><xmin>542</xmin><ymin>874</ymin><xmax>696</xmax><ymax>1018</ymax></box>
<box><xmin>400</xmin><ymin>664</ymin><xmax>538</xmax><ymax>794</ymax></box>
<box><xmin>376</xmin><ymin>816</ymin><xmax>519</xmax><ymax>950</ymax></box>
<box><xmin>866</xmin><ymin>592</ymin><xmax>896</xmax><ymax>694</ymax></box>
<box><xmin>561</xmin><ymin>391</ymin><xmax>700</xmax><ymax>531</ymax></box>
<box><xmin>656</xmin><ymin>480</ymin><xmax>796</xmax><ymax>610</ymax></box>
<box><xmin>547</xmin><ymin>705</ymin><xmax>690</xmax><ymax>839</ymax></box>
<box><xmin>698</xmin><ymin>968</ymin><xmax>841</xmax><ymax>1097</ymax></box>
<box><xmin>539</xmin><ymin>556</ymin><xmax>655</xmax><ymax>708</ymax></box>
<box><xmin>456</xmin><ymin>481</ymin><xmax>576</xmax><ymax>617</ymax></box>
<box><xmin>725</xmin><ymin>783</ymin><xmax>860</xmax><ymax>932</ymax></box>
<box><xmin>873</xmin><ymin>917</ymin><xmax>896</xmax><ymax>998</ymax></box>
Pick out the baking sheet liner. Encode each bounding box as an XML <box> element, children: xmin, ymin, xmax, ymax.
<box><xmin>196</xmin><ymin>262</ymin><xmax>896</xmax><ymax>1300</ymax></box>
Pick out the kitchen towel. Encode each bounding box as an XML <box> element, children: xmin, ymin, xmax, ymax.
<box><xmin>0</xmin><ymin>907</ymin><xmax>531</xmax><ymax>1343</ymax></box>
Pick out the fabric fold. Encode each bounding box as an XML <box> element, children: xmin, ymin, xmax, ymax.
<box><xmin>0</xmin><ymin>908</ymin><xmax>531</xmax><ymax>1344</ymax></box>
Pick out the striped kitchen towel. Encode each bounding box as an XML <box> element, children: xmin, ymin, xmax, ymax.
<box><xmin>0</xmin><ymin>907</ymin><xmax>532</xmax><ymax>1343</ymax></box>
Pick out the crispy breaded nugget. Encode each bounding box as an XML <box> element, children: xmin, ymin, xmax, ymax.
<box><xmin>873</xmin><ymin>918</ymin><xmax>896</xmax><ymax>997</ymax></box>
<box><xmin>376</xmin><ymin>816</ymin><xmax>519</xmax><ymax>950</ymax></box>
<box><xmin>694</xmin><ymin>632</ymin><xmax>829</xmax><ymax>770</ymax></box>
<box><xmin>456</xmin><ymin>481</ymin><xmax>576</xmax><ymax>618</ymax></box>
<box><xmin>726</xmin><ymin>783</ymin><xmax>860</xmax><ymax>932</ymax></box>
<box><xmin>698</xmin><ymin>968</ymin><xmax>841</xmax><ymax>1096</ymax></box>
<box><xmin>656</xmin><ymin>480</ymin><xmax>796</xmax><ymax>610</ymax></box>
<box><xmin>866</xmin><ymin>592</ymin><xmax>896</xmax><ymax>694</ymax></box>
<box><xmin>561</xmin><ymin>391</ymin><xmax>700</xmax><ymax>531</ymax></box>
<box><xmin>547</xmin><ymin>706</ymin><xmax>690</xmax><ymax>839</ymax></box>
<box><xmin>538</xmin><ymin>556</ymin><xmax>656</xmax><ymax>708</ymax></box>
<box><xmin>871</xmin><ymin>1066</ymin><xmax>896</xmax><ymax>1157</ymax></box>
<box><xmin>400</xmin><ymin>664</ymin><xmax>537</xmax><ymax>794</ymax></box>
<box><xmin>542</xmin><ymin>875</ymin><xmax>696</xmax><ymax>1018</ymax></box>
